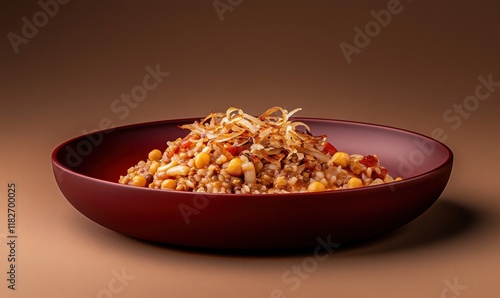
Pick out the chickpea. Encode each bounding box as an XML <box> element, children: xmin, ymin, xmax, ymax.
<box><xmin>148</xmin><ymin>149</ymin><xmax>163</xmax><ymax>161</ymax></box>
<box><xmin>347</xmin><ymin>177</ymin><xmax>362</xmax><ymax>188</ymax></box>
<box><xmin>131</xmin><ymin>175</ymin><xmax>147</xmax><ymax>187</ymax></box>
<box><xmin>194</xmin><ymin>152</ymin><xmax>211</xmax><ymax>169</ymax></box>
<box><xmin>331</xmin><ymin>152</ymin><xmax>350</xmax><ymax>168</ymax></box>
<box><xmin>160</xmin><ymin>179</ymin><xmax>176</xmax><ymax>189</ymax></box>
<box><xmin>149</xmin><ymin>161</ymin><xmax>160</xmax><ymax>174</ymax></box>
<box><xmin>227</xmin><ymin>158</ymin><xmax>243</xmax><ymax>176</ymax></box>
<box><xmin>307</xmin><ymin>181</ymin><xmax>326</xmax><ymax>192</ymax></box>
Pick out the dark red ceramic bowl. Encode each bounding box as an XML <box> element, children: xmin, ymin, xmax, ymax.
<box><xmin>52</xmin><ymin>118</ymin><xmax>453</xmax><ymax>250</ymax></box>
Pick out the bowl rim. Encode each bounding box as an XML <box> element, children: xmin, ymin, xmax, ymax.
<box><xmin>51</xmin><ymin>117</ymin><xmax>454</xmax><ymax>197</ymax></box>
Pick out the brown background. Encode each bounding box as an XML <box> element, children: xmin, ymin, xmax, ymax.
<box><xmin>1</xmin><ymin>0</ymin><xmax>499</xmax><ymax>297</ymax></box>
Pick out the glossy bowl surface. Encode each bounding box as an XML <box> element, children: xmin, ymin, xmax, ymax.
<box><xmin>52</xmin><ymin>118</ymin><xmax>453</xmax><ymax>249</ymax></box>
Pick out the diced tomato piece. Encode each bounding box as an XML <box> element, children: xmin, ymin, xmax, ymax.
<box><xmin>180</xmin><ymin>139</ymin><xmax>191</xmax><ymax>149</ymax></box>
<box><xmin>360</xmin><ymin>155</ymin><xmax>378</xmax><ymax>167</ymax></box>
<box><xmin>371</xmin><ymin>167</ymin><xmax>388</xmax><ymax>179</ymax></box>
<box><xmin>227</xmin><ymin>145</ymin><xmax>243</xmax><ymax>156</ymax></box>
<box><xmin>322</xmin><ymin>141</ymin><xmax>338</xmax><ymax>155</ymax></box>
<box><xmin>167</xmin><ymin>150</ymin><xmax>175</xmax><ymax>158</ymax></box>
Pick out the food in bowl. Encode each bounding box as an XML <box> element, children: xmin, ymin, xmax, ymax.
<box><xmin>118</xmin><ymin>107</ymin><xmax>401</xmax><ymax>194</ymax></box>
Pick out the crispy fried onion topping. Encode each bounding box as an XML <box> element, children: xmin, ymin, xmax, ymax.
<box><xmin>179</xmin><ymin>107</ymin><xmax>330</xmax><ymax>163</ymax></box>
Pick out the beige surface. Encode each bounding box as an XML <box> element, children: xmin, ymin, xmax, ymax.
<box><xmin>1</xmin><ymin>1</ymin><xmax>500</xmax><ymax>297</ymax></box>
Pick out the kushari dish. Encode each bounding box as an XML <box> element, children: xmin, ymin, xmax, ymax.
<box><xmin>118</xmin><ymin>107</ymin><xmax>402</xmax><ymax>194</ymax></box>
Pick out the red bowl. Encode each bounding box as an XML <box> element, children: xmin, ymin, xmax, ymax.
<box><xmin>51</xmin><ymin>118</ymin><xmax>453</xmax><ymax>250</ymax></box>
